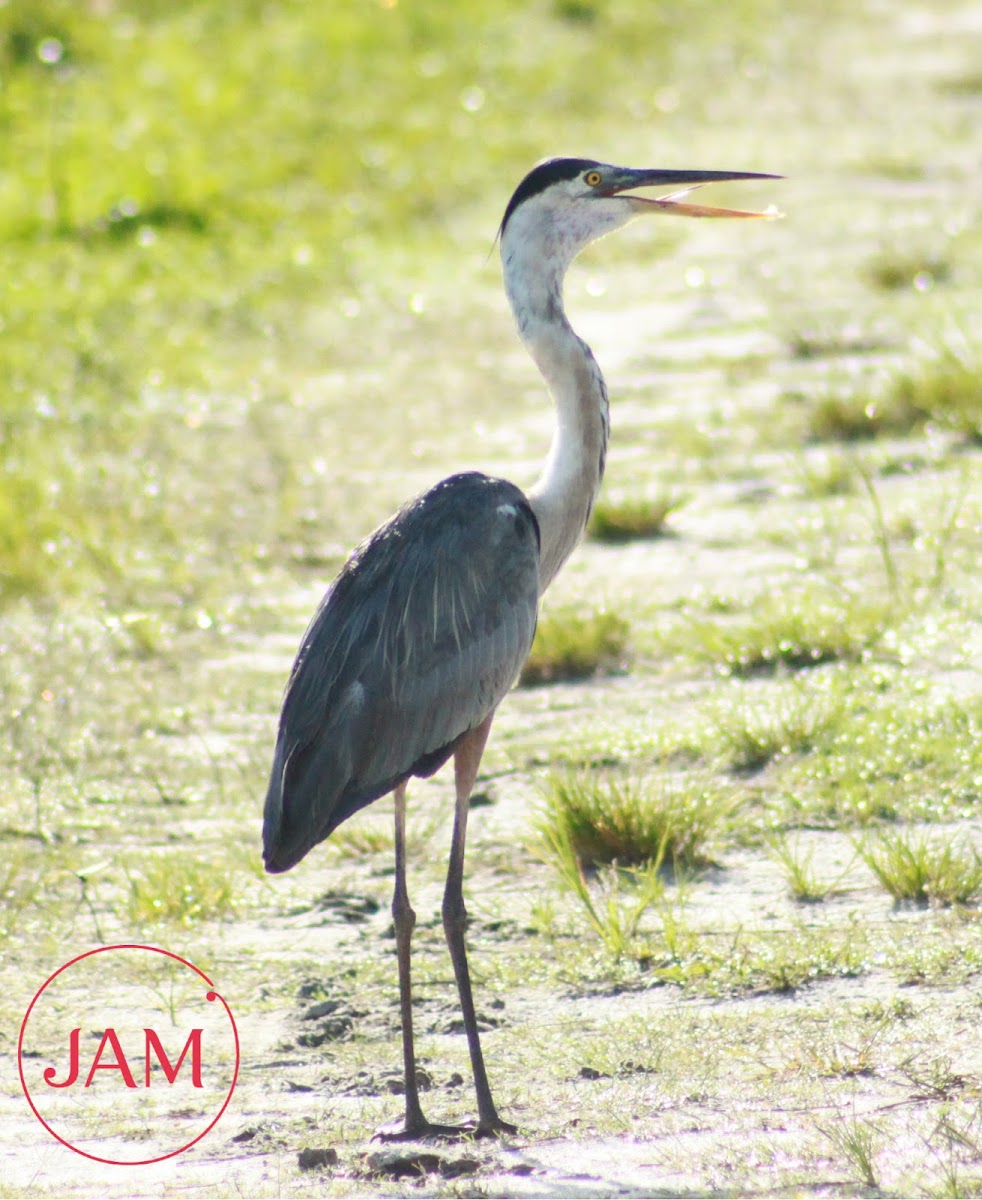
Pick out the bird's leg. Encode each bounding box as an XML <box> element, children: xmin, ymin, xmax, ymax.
<box><xmin>443</xmin><ymin>715</ymin><xmax>518</xmax><ymax>1138</ymax></box>
<box><xmin>390</xmin><ymin>781</ymin><xmax>427</xmax><ymax>1133</ymax></box>
<box><xmin>375</xmin><ymin>781</ymin><xmax>461</xmax><ymax>1142</ymax></box>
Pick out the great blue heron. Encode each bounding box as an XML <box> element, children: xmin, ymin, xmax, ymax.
<box><xmin>263</xmin><ymin>157</ymin><xmax>778</xmax><ymax>1139</ymax></box>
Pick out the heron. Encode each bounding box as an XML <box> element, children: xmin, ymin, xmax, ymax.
<box><xmin>263</xmin><ymin>157</ymin><xmax>779</xmax><ymax>1139</ymax></box>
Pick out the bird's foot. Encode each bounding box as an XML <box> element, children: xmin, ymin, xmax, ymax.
<box><xmin>372</xmin><ymin>1117</ymin><xmax>471</xmax><ymax>1142</ymax></box>
<box><xmin>472</xmin><ymin>1114</ymin><xmax>518</xmax><ymax>1139</ymax></box>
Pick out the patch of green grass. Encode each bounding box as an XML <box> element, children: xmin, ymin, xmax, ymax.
<box><xmin>743</xmin><ymin>927</ymin><xmax>870</xmax><ymax>994</ymax></box>
<box><xmin>887</xmin><ymin>909</ymin><xmax>982</xmax><ymax>986</ymax></box>
<box><xmin>857</xmin><ymin>831</ymin><xmax>982</xmax><ymax>908</ymax></box>
<box><xmin>862</xmin><ymin>156</ymin><xmax>927</xmax><ymax>181</ymax></box>
<box><xmin>532</xmin><ymin>816</ymin><xmax>708</xmax><ymax>970</ymax></box>
<box><xmin>804</xmin><ymin>343</ymin><xmax>982</xmax><ymax>446</ymax></box>
<box><xmin>705</xmin><ymin>675</ymin><xmax>850</xmax><ymax>772</ymax></box>
<box><xmin>0</xmin><ymin>839</ymin><xmax>51</xmax><ymax>942</ymax></box>
<box><xmin>124</xmin><ymin>851</ymin><xmax>243</xmax><ymax>927</ymax></box>
<box><xmin>785</xmin><ymin>321</ymin><xmax>891</xmax><ymax>361</ymax></box>
<box><xmin>940</xmin><ymin>69</ymin><xmax>982</xmax><ymax>95</ymax></box>
<box><xmin>794</xmin><ymin>450</ymin><xmax>859</xmax><ymax>498</ymax></box>
<box><xmin>520</xmin><ymin>607</ymin><xmax>630</xmax><ymax>686</ymax></box>
<box><xmin>324</xmin><ymin>820</ymin><xmax>396</xmax><ymax>859</ymax></box>
<box><xmin>0</xmin><ymin>464</ymin><xmax>79</xmax><ymax>601</ymax></box>
<box><xmin>805</xmin><ymin>381</ymin><xmax>929</xmax><ymax>443</ymax></box>
<box><xmin>544</xmin><ymin>836</ymin><xmax>669</xmax><ymax>961</ymax></box>
<box><xmin>666</xmin><ymin>588</ymin><xmax>892</xmax><ymax>677</ymax></box>
<box><xmin>865</xmin><ymin>248</ymin><xmax>950</xmax><ymax>292</ymax></box>
<box><xmin>779</xmin><ymin>692</ymin><xmax>982</xmax><ymax>827</ymax></box>
<box><xmin>0</xmin><ymin>0</ymin><xmax>776</xmax><ymax>608</ymax></box>
<box><xmin>888</xmin><ymin>351</ymin><xmax>982</xmax><ymax>444</ymax></box>
<box><xmin>536</xmin><ymin>771</ymin><xmax>734</xmax><ymax>870</ymax></box>
<box><xmin>652</xmin><ymin>920</ymin><xmax>871</xmax><ymax>996</ymax></box>
<box><xmin>588</xmin><ymin>489</ymin><xmax>686</xmax><ymax>542</ymax></box>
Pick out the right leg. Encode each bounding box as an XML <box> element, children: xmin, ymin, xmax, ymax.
<box><xmin>443</xmin><ymin>717</ymin><xmax>516</xmax><ymax>1136</ymax></box>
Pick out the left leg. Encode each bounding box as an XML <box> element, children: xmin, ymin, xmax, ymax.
<box><xmin>375</xmin><ymin>781</ymin><xmax>461</xmax><ymax>1141</ymax></box>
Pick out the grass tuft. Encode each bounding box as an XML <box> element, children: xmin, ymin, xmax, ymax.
<box><xmin>670</xmin><ymin>589</ymin><xmax>891</xmax><ymax>678</ymax></box>
<box><xmin>786</xmin><ymin>327</ymin><xmax>887</xmax><ymax>360</ymax></box>
<box><xmin>805</xmin><ymin>344</ymin><xmax>982</xmax><ymax>446</ymax></box>
<box><xmin>520</xmin><ymin>607</ymin><xmax>629</xmax><ymax>686</ymax></box>
<box><xmin>543</xmin><ymin>828</ymin><xmax>669</xmax><ymax>961</ymax></box>
<box><xmin>794</xmin><ymin>450</ymin><xmax>859</xmax><ymax>499</ymax></box>
<box><xmin>768</xmin><ymin>834</ymin><xmax>853</xmax><ymax>903</ymax></box>
<box><xmin>779</xmin><ymin>692</ymin><xmax>982</xmax><ymax>827</ymax></box>
<box><xmin>708</xmin><ymin>677</ymin><xmax>849</xmax><ymax>772</ymax></box>
<box><xmin>888</xmin><ymin>352</ymin><xmax>982</xmax><ymax>444</ymax></box>
<box><xmin>537</xmin><ymin>771</ymin><xmax>734</xmax><ymax>870</ymax></box>
<box><xmin>805</xmin><ymin>383</ymin><xmax>927</xmax><ymax>443</ymax></box>
<box><xmin>588</xmin><ymin>490</ymin><xmax>686</xmax><ymax>542</ymax></box>
<box><xmin>818</xmin><ymin>1113</ymin><xmax>881</xmax><ymax>1189</ymax></box>
<box><xmin>865</xmin><ymin>249</ymin><xmax>950</xmax><ymax>292</ymax></box>
<box><xmin>125</xmin><ymin>852</ymin><xmax>242</xmax><ymax>927</ymax></box>
<box><xmin>857</xmin><ymin>831</ymin><xmax>982</xmax><ymax>908</ymax></box>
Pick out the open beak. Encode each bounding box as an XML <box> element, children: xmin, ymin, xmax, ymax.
<box><xmin>603</xmin><ymin>167</ymin><xmax>782</xmax><ymax>219</ymax></box>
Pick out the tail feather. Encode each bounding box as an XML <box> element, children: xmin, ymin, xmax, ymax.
<box><xmin>261</xmin><ymin>726</ymin><xmax>380</xmax><ymax>874</ymax></box>
<box><xmin>261</xmin><ymin>736</ymin><xmax>345</xmax><ymax>874</ymax></box>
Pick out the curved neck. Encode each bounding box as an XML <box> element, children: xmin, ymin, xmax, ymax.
<box><xmin>524</xmin><ymin>322</ymin><xmax>608</xmax><ymax>592</ymax></box>
<box><xmin>503</xmin><ymin>254</ymin><xmax>609</xmax><ymax>594</ymax></box>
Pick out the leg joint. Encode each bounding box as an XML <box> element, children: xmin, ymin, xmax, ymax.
<box><xmin>442</xmin><ymin>891</ymin><xmax>467</xmax><ymax>936</ymax></box>
<box><xmin>392</xmin><ymin>890</ymin><xmax>416</xmax><ymax>932</ymax></box>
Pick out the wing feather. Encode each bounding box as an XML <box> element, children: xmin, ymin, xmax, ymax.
<box><xmin>263</xmin><ymin>472</ymin><xmax>540</xmax><ymax>873</ymax></box>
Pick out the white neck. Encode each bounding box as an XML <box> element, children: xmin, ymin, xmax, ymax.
<box><xmin>502</xmin><ymin>227</ymin><xmax>610</xmax><ymax>594</ymax></box>
<box><xmin>523</xmin><ymin>322</ymin><xmax>608</xmax><ymax>592</ymax></box>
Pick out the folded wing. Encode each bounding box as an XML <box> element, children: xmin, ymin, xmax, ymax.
<box><xmin>263</xmin><ymin>472</ymin><xmax>540</xmax><ymax>873</ymax></box>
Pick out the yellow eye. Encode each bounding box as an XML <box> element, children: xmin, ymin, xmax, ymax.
<box><xmin>585</xmin><ymin>171</ymin><xmax>602</xmax><ymax>186</ymax></box>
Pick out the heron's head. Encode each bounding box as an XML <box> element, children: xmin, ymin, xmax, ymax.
<box><xmin>499</xmin><ymin>157</ymin><xmax>780</xmax><ymax>281</ymax></box>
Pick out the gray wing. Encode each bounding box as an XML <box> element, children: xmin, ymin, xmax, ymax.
<box><xmin>263</xmin><ymin>472</ymin><xmax>540</xmax><ymax>873</ymax></box>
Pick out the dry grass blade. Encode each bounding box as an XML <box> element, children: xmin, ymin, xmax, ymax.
<box><xmin>817</xmin><ymin>1112</ymin><xmax>881</xmax><ymax>1189</ymax></box>
<box><xmin>768</xmin><ymin>834</ymin><xmax>854</xmax><ymax>904</ymax></box>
